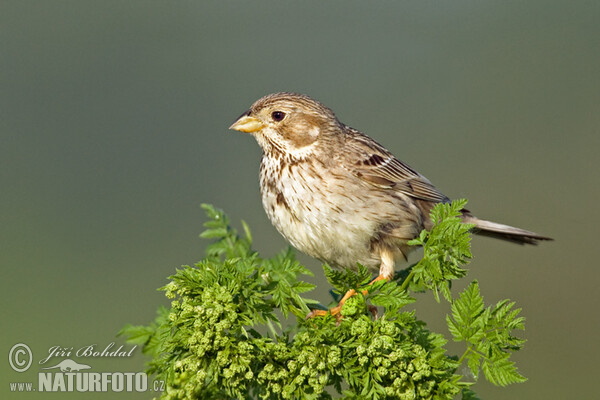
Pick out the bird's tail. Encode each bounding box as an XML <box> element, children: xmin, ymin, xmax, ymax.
<box><xmin>461</xmin><ymin>214</ymin><xmax>553</xmax><ymax>245</ymax></box>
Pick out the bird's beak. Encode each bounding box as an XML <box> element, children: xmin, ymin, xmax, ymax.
<box><xmin>229</xmin><ymin>112</ymin><xmax>264</xmax><ymax>133</ymax></box>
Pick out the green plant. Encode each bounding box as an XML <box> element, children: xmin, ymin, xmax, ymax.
<box><xmin>121</xmin><ymin>200</ymin><xmax>526</xmax><ymax>399</ymax></box>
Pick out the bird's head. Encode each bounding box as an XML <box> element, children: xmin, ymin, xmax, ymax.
<box><xmin>229</xmin><ymin>92</ymin><xmax>342</xmax><ymax>159</ymax></box>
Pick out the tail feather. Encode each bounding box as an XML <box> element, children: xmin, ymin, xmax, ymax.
<box><xmin>462</xmin><ymin>215</ymin><xmax>553</xmax><ymax>245</ymax></box>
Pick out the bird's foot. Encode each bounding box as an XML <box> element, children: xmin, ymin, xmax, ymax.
<box><xmin>306</xmin><ymin>297</ymin><xmax>347</xmax><ymax>322</ymax></box>
<box><xmin>305</xmin><ymin>286</ymin><xmax>380</xmax><ymax>322</ymax></box>
<box><xmin>305</xmin><ymin>273</ymin><xmax>390</xmax><ymax>321</ymax></box>
<box><xmin>305</xmin><ymin>303</ymin><xmax>379</xmax><ymax>322</ymax></box>
<box><xmin>306</xmin><ymin>306</ymin><xmax>340</xmax><ymax>321</ymax></box>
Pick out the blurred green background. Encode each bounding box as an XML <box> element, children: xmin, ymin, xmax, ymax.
<box><xmin>2</xmin><ymin>1</ymin><xmax>598</xmax><ymax>399</ymax></box>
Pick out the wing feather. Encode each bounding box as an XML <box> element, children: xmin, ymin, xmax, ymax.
<box><xmin>339</xmin><ymin>127</ymin><xmax>449</xmax><ymax>203</ymax></box>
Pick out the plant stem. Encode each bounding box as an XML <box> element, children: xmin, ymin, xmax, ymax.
<box><xmin>400</xmin><ymin>270</ymin><xmax>415</xmax><ymax>292</ymax></box>
<box><xmin>457</xmin><ymin>347</ymin><xmax>472</xmax><ymax>366</ymax></box>
<box><xmin>456</xmin><ymin>346</ymin><xmax>489</xmax><ymax>378</ymax></box>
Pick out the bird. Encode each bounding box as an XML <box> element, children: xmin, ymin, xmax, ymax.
<box><xmin>229</xmin><ymin>92</ymin><xmax>552</xmax><ymax>317</ymax></box>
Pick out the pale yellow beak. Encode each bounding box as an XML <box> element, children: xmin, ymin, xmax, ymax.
<box><xmin>229</xmin><ymin>114</ymin><xmax>264</xmax><ymax>133</ymax></box>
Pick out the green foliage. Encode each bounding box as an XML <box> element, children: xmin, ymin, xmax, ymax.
<box><xmin>121</xmin><ymin>200</ymin><xmax>527</xmax><ymax>399</ymax></box>
<box><xmin>447</xmin><ymin>282</ymin><xmax>526</xmax><ymax>386</ymax></box>
<box><xmin>407</xmin><ymin>199</ymin><xmax>473</xmax><ymax>303</ymax></box>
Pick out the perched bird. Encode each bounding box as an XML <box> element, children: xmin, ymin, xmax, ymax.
<box><xmin>230</xmin><ymin>92</ymin><xmax>551</xmax><ymax>316</ymax></box>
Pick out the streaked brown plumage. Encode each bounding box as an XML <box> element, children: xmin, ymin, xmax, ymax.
<box><xmin>230</xmin><ymin>92</ymin><xmax>551</xmax><ymax>314</ymax></box>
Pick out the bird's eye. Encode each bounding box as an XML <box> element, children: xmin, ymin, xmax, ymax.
<box><xmin>271</xmin><ymin>111</ymin><xmax>286</xmax><ymax>122</ymax></box>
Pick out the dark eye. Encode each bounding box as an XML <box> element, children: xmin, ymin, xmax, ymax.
<box><xmin>271</xmin><ymin>111</ymin><xmax>286</xmax><ymax>122</ymax></box>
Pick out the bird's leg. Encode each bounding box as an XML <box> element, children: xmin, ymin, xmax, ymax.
<box><xmin>306</xmin><ymin>250</ymin><xmax>395</xmax><ymax>320</ymax></box>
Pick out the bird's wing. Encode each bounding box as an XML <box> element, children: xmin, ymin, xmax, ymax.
<box><xmin>339</xmin><ymin>128</ymin><xmax>449</xmax><ymax>203</ymax></box>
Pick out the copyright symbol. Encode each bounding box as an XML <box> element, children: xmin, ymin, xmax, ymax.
<box><xmin>9</xmin><ymin>343</ymin><xmax>32</xmax><ymax>372</ymax></box>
